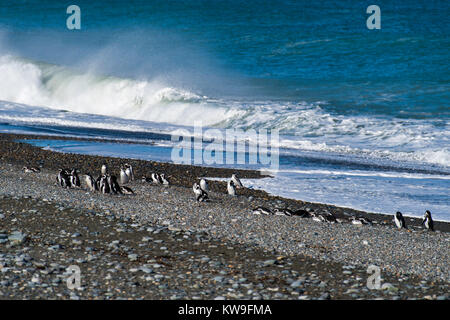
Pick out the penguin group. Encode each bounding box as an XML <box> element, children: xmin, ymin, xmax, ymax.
<box><xmin>141</xmin><ymin>172</ymin><xmax>170</xmax><ymax>185</ymax></box>
<box><xmin>56</xmin><ymin>168</ymin><xmax>80</xmax><ymax>188</ymax></box>
<box><xmin>57</xmin><ymin>163</ymin><xmax>134</xmax><ymax>195</ymax></box>
<box><xmin>249</xmin><ymin>204</ymin><xmax>434</xmax><ymax>232</ymax></box>
<box><xmin>252</xmin><ymin>206</ymin><xmax>310</xmax><ymax>218</ymax></box>
<box><xmin>192</xmin><ymin>174</ymin><xmax>244</xmax><ymax>202</ymax></box>
<box><xmin>393</xmin><ymin>210</ymin><xmax>434</xmax><ymax>231</ymax></box>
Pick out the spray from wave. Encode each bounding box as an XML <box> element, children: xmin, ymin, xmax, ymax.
<box><xmin>0</xmin><ymin>54</ymin><xmax>245</xmax><ymax>126</ymax></box>
<box><xmin>0</xmin><ymin>28</ymin><xmax>448</xmax><ymax>168</ymax></box>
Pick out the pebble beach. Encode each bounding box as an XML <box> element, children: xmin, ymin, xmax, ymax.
<box><xmin>0</xmin><ymin>133</ymin><xmax>448</xmax><ymax>300</ymax></box>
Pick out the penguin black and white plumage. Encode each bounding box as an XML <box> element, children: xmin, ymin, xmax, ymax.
<box><xmin>394</xmin><ymin>211</ymin><xmax>407</xmax><ymax>229</ymax></box>
<box><xmin>125</xmin><ymin>166</ymin><xmax>132</xmax><ymax>182</ymax></box>
<box><xmin>273</xmin><ymin>208</ymin><xmax>294</xmax><ymax>216</ymax></box>
<box><xmin>57</xmin><ymin>169</ymin><xmax>71</xmax><ymax>188</ymax></box>
<box><xmin>120</xmin><ymin>167</ymin><xmax>129</xmax><ymax>185</ymax></box>
<box><xmin>120</xmin><ymin>186</ymin><xmax>134</xmax><ymax>194</ymax></box>
<box><xmin>99</xmin><ymin>175</ymin><xmax>110</xmax><ymax>194</ymax></box>
<box><xmin>141</xmin><ymin>175</ymin><xmax>151</xmax><ymax>183</ymax></box>
<box><xmin>227</xmin><ymin>180</ymin><xmax>236</xmax><ymax>196</ymax></box>
<box><xmin>95</xmin><ymin>175</ymin><xmax>102</xmax><ymax>190</ymax></box>
<box><xmin>108</xmin><ymin>175</ymin><xmax>122</xmax><ymax>194</ymax></box>
<box><xmin>160</xmin><ymin>174</ymin><xmax>170</xmax><ymax>185</ymax></box>
<box><xmin>124</xmin><ymin>163</ymin><xmax>134</xmax><ymax>181</ymax></box>
<box><xmin>23</xmin><ymin>166</ymin><xmax>40</xmax><ymax>173</ymax></box>
<box><xmin>151</xmin><ymin>173</ymin><xmax>163</xmax><ymax>184</ymax></box>
<box><xmin>351</xmin><ymin>216</ymin><xmax>372</xmax><ymax>225</ymax></box>
<box><xmin>311</xmin><ymin>212</ymin><xmax>326</xmax><ymax>222</ymax></box>
<box><xmin>231</xmin><ymin>174</ymin><xmax>243</xmax><ymax>188</ymax></box>
<box><xmin>101</xmin><ymin>164</ymin><xmax>108</xmax><ymax>175</ymax></box>
<box><xmin>193</xmin><ymin>183</ymin><xmax>208</xmax><ymax>202</ymax></box>
<box><xmin>292</xmin><ymin>209</ymin><xmax>311</xmax><ymax>218</ymax></box>
<box><xmin>252</xmin><ymin>207</ymin><xmax>272</xmax><ymax>215</ymax></box>
<box><xmin>422</xmin><ymin>210</ymin><xmax>434</xmax><ymax>231</ymax></box>
<box><xmin>69</xmin><ymin>169</ymin><xmax>81</xmax><ymax>188</ymax></box>
<box><xmin>200</xmin><ymin>178</ymin><xmax>208</xmax><ymax>192</ymax></box>
<box><xmin>85</xmin><ymin>174</ymin><xmax>97</xmax><ymax>192</ymax></box>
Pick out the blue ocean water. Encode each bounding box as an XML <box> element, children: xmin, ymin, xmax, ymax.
<box><xmin>0</xmin><ymin>1</ymin><xmax>448</xmax><ymax>219</ymax></box>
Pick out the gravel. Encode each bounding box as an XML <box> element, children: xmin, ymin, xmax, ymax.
<box><xmin>0</xmin><ymin>136</ymin><xmax>448</xmax><ymax>300</ymax></box>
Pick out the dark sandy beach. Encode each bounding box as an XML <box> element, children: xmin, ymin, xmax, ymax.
<box><xmin>0</xmin><ymin>133</ymin><xmax>448</xmax><ymax>300</ymax></box>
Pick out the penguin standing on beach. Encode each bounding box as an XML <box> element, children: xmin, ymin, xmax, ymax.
<box><xmin>193</xmin><ymin>183</ymin><xmax>208</xmax><ymax>202</ymax></box>
<box><xmin>200</xmin><ymin>178</ymin><xmax>208</xmax><ymax>192</ymax></box>
<box><xmin>56</xmin><ymin>169</ymin><xmax>71</xmax><ymax>188</ymax></box>
<box><xmin>85</xmin><ymin>174</ymin><xmax>98</xmax><ymax>192</ymax></box>
<box><xmin>231</xmin><ymin>174</ymin><xmax>244</xmax><ymax>188</ymax></box>
<box><xmin>69</xmin><ymin>169</ymin><xmax>81</xmax><ymax>188</ymax></box>
<box><xmin>125</xmin><ymin>163</ymin><xmax>134</xmax><ymax>181</ymax></box>
<box><xmin>101</xmin><ymin>164</ymin><xmax>108</xmax><ymax>175</ymax></box>
<box><xmin>227</xmin><ymin>179</ymin><xmax>236</xmax><ymax>196</ymax></box>
<box><xmin>99</xmin><ymin>175</ymin><xmax>110</xmax><ymax>194</ymax></box>
<box><xmin>422</xmin><ymin>210</ymin><xmax>434</xmax><ymax>231</ymax></box>
<box><xmin>394</xmin><ymin>211</ymin><xmax>407</xmax><ymax>229</ymax></box>
<box><xmin>120</xmin><ymin>167</ymin><xmax>129</xmax><ymax>185</ymax></box>
<box><xmin>108</xmin><ymin>175</ymin><xmax>122</xmax><ymax>194</ymax></box>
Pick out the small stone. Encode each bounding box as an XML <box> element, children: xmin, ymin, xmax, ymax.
<box><xmin>263</xmin><ymin>259</ymin><xmax>276</xmax><ymax>266</ymax></box>
<box><xmin>290</xmin><ymin>280</ymin><xmax>304</xmax><ymax>288</ymax></box>
<box><xmin>128</xmin><ymin>254</ymin><xmax>138</xmax><ymax>261</ymax></box>
<box><xmin>319</xmin><ymin>292</ymin><xmax>331</xmax><ymax>300</ymax></box>
<box><xmin>8</xmin><ymin>231</ymin><xmax>26</xmax><ymax>245</ymax></box>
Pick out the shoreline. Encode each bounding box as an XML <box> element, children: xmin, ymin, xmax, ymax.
<box><xmin>2</xmin><ymin>132</ymin><xmax>449</xmax><ymax>229</ymax></box>
<box><xmin>0</xmin><ymin>132</ymin><xmax>449</xmax><ymax>299</ymax></box>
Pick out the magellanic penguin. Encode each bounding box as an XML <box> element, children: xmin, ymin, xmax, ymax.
<box><xmin>108</xmin><ymin>175</ymin><xmax>122</xmax><ymax>194</ymax></box>
<box><xmin>56</xmin><ymin>169</ymin><xmax>71</xmax><ymax>188</ymax></box>
<box><xmin>124</xmin><ymin>163</ymin><xmax>134</xmax><ymax>181</ymax></box>
<box><xmin>23</xmin><ymin>166</ymin><xmax>40</xmax><ymax>173</ymax></box>
<box><xmin>394</xmin><ymin>211</ymin><xmax>407</xmax><ymax>230</ymax></box>
<box><xmin>252</xmin><ymin>207</ymin><xmax>272</xmax><ymax>215</ymax></box>
<box><xmin>99</xmin><ymin>175</ymin><xmax>110</xmax><ymax>194</ymax></box>
<box><xmin>69</xmin><ymin>169</ymin><xmax>81</xmax><ymax>188</ymax></box>
<box><xmin>160</xmin><ymin>174</ymin><xmax>170</xmax><ymax>185</ymax></box>
<box><xmin>125</xmin><ymin>166</ymin><xmax>132</xmax><ymax>182</ymax></box>
<box><xmin>200</xmin><ymin>178</ymin><xmax>208</xmax><ymax>192</ymax></box>
<box><xmin>193</xmin><ymin>183</ymin><xmax>208</xmax><ymax>202</ymax></box>
<box><xmin>292</xmin><ymin>209</ymin><xmax>311</xmax><ymax>218</ymax></box>
<box><xmin>120</xmin><ymin>186</ymin><xmax>134</xmax><ymax>194</ymax></box>
<box><xmin>101</xmin><ymin>164</ymin><xmax>108</xmax><ymax>175</ymax></box>
<box><xmin>231</xmin><ymin>174</ymin><xmax>244</xmax><ymax>188</ymax></box>
<box><xmin>120</xmin><ymin>167</ymin><xmax>129</xmax><ymax>185</ymax></box>
<box><xmin>422</xmin><ymin>210</ymin><xmax>434</xmax><ymax>231</ymax></box>
<box><xmin>227</xmin><ymin>179</ymin><xmax>236</xmax><ymax>196</ymax></box>
<box><xmin>273</xmin><ymin>208</ymin><xmax>294</xmax><ymax>217</ymax></box>
<box><xmin>85</xmin><ymin>174</ymin><xmax>98</xmax><ymax>192</ymax></box>
<box><xmin>151</xmin><ymin>173</ymin><xmax>162</xmax><ymax>184</ymax></box>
